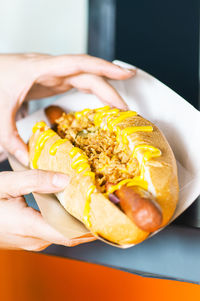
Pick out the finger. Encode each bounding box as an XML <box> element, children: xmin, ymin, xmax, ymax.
<box><xmin>0</xmin><ymin>170</ymin><xmax>70</xmax><ymax>198</ymax></box>
<box><xmin>0</xmin><ymin>197</ymin><xmax>84</xmax><ymax>250</ymax></box>
<box><xmin>35</xmin><ymin>54</ymin><xmax>136</xmax><ymax>82</ymax></box>
<box><xmin>0</xmin><ymin>105</ymin><xmax>29</xmax><ymax>166</ymax></box>
<box><xmin>22</xmin><ymin>207</ymin><xmax>95</xmax><ymax>247</ymax></box>
<box><xmin>22</xmin><ymin>239</ymin><xmax>51</xmax><ymax>251</ymax></box>
<box><xmin>0</xmin><ymin>232</ymin><xmax>51</xmax><ymax>251</ymax></box>
<box><xmin>67</xmin><ymin>73</ymin><xmax>129</xmax><ymax>110</ymax></box>
<box><xmin>0</xmin><ymin>197</ymin><xmax>95</xmax><ymax>247</ymax></box>
<box><xmin>25</xmin><ymin>83</ymin><xmax>71</xmax><ymax>101</ymax></box>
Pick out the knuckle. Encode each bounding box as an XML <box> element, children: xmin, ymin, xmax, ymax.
<box><xmin>23</xmin><ymin>242</ymin><xmax>50</xmax><ymax>252</ymax></box>
<box><xmin>64</xmin><ymin>240</ymin><xmax>75</xmax><ymax>247</ymax></box>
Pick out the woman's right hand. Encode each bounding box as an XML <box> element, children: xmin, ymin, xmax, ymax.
<box><xmin>0</xmin><ymin>53</ymin><xmax>135</xmax><ymax>166</ymax></box>
<box><xmin>0</xmin><ymin>169</ymin><xmax>95</xmax><ymax>251</ymax></box>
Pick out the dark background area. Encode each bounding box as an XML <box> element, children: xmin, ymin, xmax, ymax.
<box><xmin>88</xmin><ymin>0</ymin><xmax>200</xmax><ymax>227</ymax></box>
<box><xmin>89</xmin><ymin>0</ymin><xmax>199</xmax><ymax>108</ymax></box>
<box><xmin>115</xmin><ymin>0</ymin><xmax>199</xmax><ymax>108</ymax></box>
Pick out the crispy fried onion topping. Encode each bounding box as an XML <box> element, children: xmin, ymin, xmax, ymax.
<box><xmin>56</xmin><ymin>111</ymin><xmax>139</xmax><ymax>192</ymax></box>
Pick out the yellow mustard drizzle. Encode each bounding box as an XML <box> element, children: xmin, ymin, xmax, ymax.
<box><xmin>131</xmin><ymin>144</ymin><xmax>161</xmax><ymax>179</ymax></box>
<box><xmin>32</xmin><ymin>121</ymin><xmax>47</xmax><ymax>133</ymax></box>
<box><xmin>93</xmin><ymin>108</ymin><xmax>120</xmax><ymax>127</ymax></box>
<box><xmin>69</xmin><ymin>147</ymin><xmax>83</xmax><ymax>158</ymax></box>
<box><xmin>75</xmin><ymin>106</ymin><xmax>111</xmax><ymax>120</ymax></box>
<box><xmin>70</xmin><ymin>147</ymin><xmax>95</xmax><ymax>179</ymax></box>
<box><xmin>98</xmin><ymin>165</ymin><xmax>108</xmax><ymax>172</ymax></box>
<box><xmin>83</xmin><ymin>185</ymin><xmax>96</xmax><ymax>228</ymax></box>
<box><xmin>71</xmin><ymin>156</ymin><xmax>88</xmax><ymax>168</ymax></box>
<box><xmin>107</xmin><ymin>178</ymin><xmax>148</xmax><ymax>194</ymax></box>
<box><xmin>69</xmin><ymin>145</ymin><xmax>96</xmax><ymax>228</ymax></box>
<box><xmin>32</xmin><ymin>129</ymin><xmax>56</xmax><ymax>168</ymax></box>
<box><xmin>83</xmin><ymin>171</ymin><xmax>95</xmax><ymax>181</ymax></box>
<box><xmin>93</xmin><ymin>108</ymin><xmax>138</xmax><ymax>132</ymax></box>
<box><xmin>94</xmin><ymin>105</ymin><xmax>110</xmax><ymax>112</ymax></box>
<box><xmin>49</xmin><ymin>139</ymin><xmax>68</xmax><ymax>155</ymax></box>
<box><xmin>119</xmin><ymin>126</ymin><xmax>153</xmax><ymax>144</ymax></box>
<box><xmin>75</xmin><ymin>108</ymin><xmax>92</xmax><ymax>119</ymax></box>
<box><xmin>108</xmin><ymin>144</ymin><xmax>161</xmax><ymax>194</ymax></box>
<box><xmin>76</xmin><ymin>163</ymin><xmax>90</xmax><ymax>173</ymax></box>
<box><xmin>78</xmin><ymin>106</ymin><xmax>161</xmax><ymax>194</ymax></box>
<box><xmin>107</xmin><ymin>111</ymin><xmax>137</xmax><ymax>131</ymax></box>
<box><xmin>132</xmin><ymin>144</ymin><xmax>162</xmax><ymax>160</ymax></box>
<box><xmin>69</xmin><ymin>106</ymin><xmax>161</xmax><ymax>194</ymax></box>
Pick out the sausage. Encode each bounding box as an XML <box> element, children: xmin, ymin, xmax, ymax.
<box><xmin>106</xmin><ymin>182</ymin><xmax>162</xmax><ymax>232</ymax></box>
<box><xmin>44</xmin><ymin>105</ymin><xmax>65</xmax><ymax>129</ymax></box>
<box><xmin>115</xmin><ymin>185</ymin><xmax>163</xmax><ymax>232</ymax></box>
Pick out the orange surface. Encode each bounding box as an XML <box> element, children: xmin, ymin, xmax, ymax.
<box><xmin>0</xmin><ymin>250</ymin><xmax>199</xmax><ymax>301</ymax></box>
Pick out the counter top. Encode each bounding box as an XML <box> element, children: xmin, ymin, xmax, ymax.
<box><xmin>43</xmin><ymin>224</ymin><xmax>200</xmax><ymax>284</ymax></box>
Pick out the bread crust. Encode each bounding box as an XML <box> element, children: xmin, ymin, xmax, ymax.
<box><xmin>115</xmin><ymin>114</ymin><xmax>179</xmax><ymax>227</ymax></box>
<box><xmin>28</xmin><ymin>112</ymin><xmax>178</xmax><ymax>245</ymax></box>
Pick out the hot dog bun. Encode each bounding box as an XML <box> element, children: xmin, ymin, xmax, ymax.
<box><xmin>28</xmin><ymin>106</ymin><xmax>179</xmax><ymax>245</ymax></box>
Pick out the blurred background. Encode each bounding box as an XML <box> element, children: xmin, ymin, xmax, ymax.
<box><xmin>0</xmin><ymin>0</ymin><xmax>200</xmax><ymax>300</ymax></box>
<box><xmin>0</xmin><ymin>0</ymin><xmax>88</xmax><ymax>112</ymax></box>
<box><xmin>0</xmin><ymin>0</ymin><xmax>88</xmax><ymax>54</ymax></box>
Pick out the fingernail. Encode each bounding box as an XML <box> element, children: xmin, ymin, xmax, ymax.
<box><xmin>123</xmin><ymin>68</ymin><xmax>136</xmax><ymax>74</ymax></box>
<box><xmin>123</xmin><ymin>104</ymin><xmax>130</xmax><ymax>110</ymax></box>
<box><xmin>14</xmin><ymin>150</ymin><xmax>29</xmax><ymax>166</ymax></box>
<box><xmin>118</xmin><ymin>105</ymin><xmax>129</xmax><ymax>111</ymax></box>
<box><xmin>52</xmin><ymin>173</ymin><xmax>70</xmax><ymax>188</ymax></box>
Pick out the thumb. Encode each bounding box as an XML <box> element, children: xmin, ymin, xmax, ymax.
<box><xmin>0</xmin><ymin>170</ymin><xmax>70</xmax><ymax>198</ymax></box>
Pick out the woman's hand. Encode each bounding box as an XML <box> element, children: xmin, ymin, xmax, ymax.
<box><xmin>0</xmin><ymin>53</ymin><xmax>135</xmax><ymax>165</ymax></box>
<box><xmin>0</xmin><ymin>169</ymin><xmax>95</xmax><ymax>251</ymax></box>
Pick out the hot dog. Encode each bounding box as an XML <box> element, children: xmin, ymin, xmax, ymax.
<box><xmin>28</xmin><ymin>105</ymin><xmax>179</xmax><ymax>245</ymax></box>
